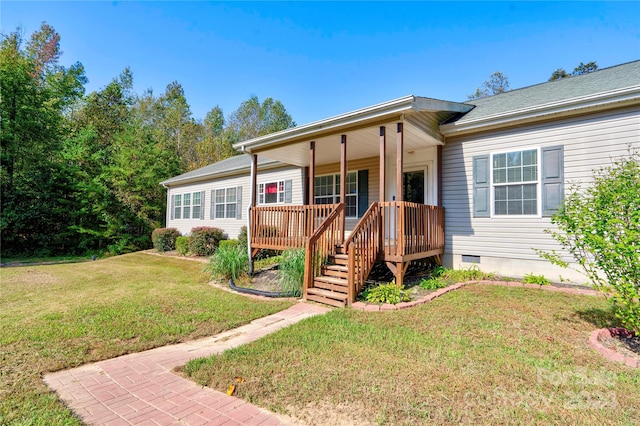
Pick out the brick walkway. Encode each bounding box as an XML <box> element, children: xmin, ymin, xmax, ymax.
<box><xmin>44</xmin><ymin>302</ymin><xmax>330</xmax><ymax>425</ymax></box>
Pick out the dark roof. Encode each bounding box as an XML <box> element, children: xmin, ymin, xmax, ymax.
<box><xmin>160</xmin><ymin>154</ymin><xmax>279</xmax><ymax>186</ymax></box>
<box><xmin>456</xmin><ymin>60</ymin><xmax>640</xmax><ymax>123</ymax></box>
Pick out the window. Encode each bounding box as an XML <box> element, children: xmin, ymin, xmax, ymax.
<box><xmin>214</xmin><ymin>187</ymin><xmax>239</xmax><ymax>219</ymax></box>
<box><xmin>492</xmin><ymin>149</ymin><xmax>538</xmax><ymax>215</ymax></box>
<box><xmin>183</xmin><ymin>193</ymin><xmax>191</xmax><ymax>219</ymax></box>
<box><xmin>192</xmin><ymin>191</ymin><xmax>202</xmax><ymax>219</ymax></box>
<box><xmin>258</xmin><ymin>180</ymin><xmax>292</xmax><ymax>204</ymax></box>
<box><xmin>314</xmin><ymin>172</ymin><xmax>358</xmax><ymax>217</ymax></box>
<box><xmin>472</xmin><ymin>146</ymin><xmax>564</xmax><ymax>218</ymax></box>
<box><xmin>173</xmin><ymin>194</ymin><xmax>182</xmax><ymax>219</ymax></box>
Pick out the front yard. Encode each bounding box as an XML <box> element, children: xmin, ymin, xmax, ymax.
<box><xmin>184</xmin><ymin>285</ymin><xmax>640</xmax><ymax>425</ymax></box>
<box><xmin>0</xmin><ymin>253</ymin><xmax>293</xmax><ymax>425</ymax></box>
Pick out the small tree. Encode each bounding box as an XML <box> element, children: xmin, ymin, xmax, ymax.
<box><xmin>538</xmin><ymin>150</ymin><xmax>639</xmax><ymax>332</ymax></box>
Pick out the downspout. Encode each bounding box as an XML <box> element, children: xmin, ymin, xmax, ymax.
<box><xmin>245</xmin><ymin>146</ymin><xmax>255</xmax><ymax>275</ymax></box>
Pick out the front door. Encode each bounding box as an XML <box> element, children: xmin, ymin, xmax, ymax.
<box><xmin>403</xmin><ymin>170</ymin><xmax>425</xmax><ymax>204</ymax></box>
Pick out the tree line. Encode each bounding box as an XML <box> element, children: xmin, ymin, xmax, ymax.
<box><xmin>0</xmin><ymin>23</ymin><xmax>295</xmax><ymax>257</ymax></box>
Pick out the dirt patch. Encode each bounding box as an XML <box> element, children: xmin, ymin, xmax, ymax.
<box><xmin>599</xmin><ymin>329</ymin><xmax>640</xmax><ymax>361</ymax></box>
<box><xmin>4</xmin><ymin>269</ymin><xmax>60</xmax><ymax>285</ymax></box>
<box><xmin>287</xmin><ymin>401</ymin><xmax>375</xmax><ymax>426</ymax></box>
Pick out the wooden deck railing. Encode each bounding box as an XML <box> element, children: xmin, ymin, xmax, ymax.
<box><xmin>303</xmin><ymin>203</ymin><xmax>345</xmax><ymax>299</ymax></box>
<box><xmin>343</xmin><ymin>202</ymin><xmax>382</xmax><ymax>302</ymax></box>
<box><xmin>250</xmin><ymin>204</ymin><xmax>340</xmax><ymax>251</ymax></box>
<box><xmin>379</xmin><ymin>202</ymin><xmax>445</xmax><ymax>261</ymax></box>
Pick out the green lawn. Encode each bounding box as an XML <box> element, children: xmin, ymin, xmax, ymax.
<box><xmin>184</xmin><ymin>285</ymin><xmax>640</xmax><ymax>425</ymax></box>
<box><xmin>0</xmin><ymin>252</ymin><xmax>293</xmax><ymax>425</ymax></box>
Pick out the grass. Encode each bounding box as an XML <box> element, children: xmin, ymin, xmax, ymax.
<box><xmin>0</xmin><ymin>252</ymin><xmax>293</xmax><ymax>425</ymax></box>
<box><xmin>183</xmin><ymin>285</ymin><xmax>640</xmax><ymax>425</ymax></box>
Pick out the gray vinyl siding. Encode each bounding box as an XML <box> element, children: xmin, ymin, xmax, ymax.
<box><xmin>165</xmin><ymin>166</ymin><xmax>304</xmax><ymax>239</ymax></box>
<box><xmin>442</xmin><ymin>105</ymin><xmax>640</xmax><ymax>262</ymax></box>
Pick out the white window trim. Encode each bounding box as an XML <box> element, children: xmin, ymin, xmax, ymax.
<box><xmin>258</xmin><ymin>180</ymin><xmax>286</xmax><ymax>205</ymax></box>
<box><xmin>314</xmin><ymin>171</ymin><xmax>358</xmax><ymax>218</ymax></box>
<box><xmin>192</xmin><ymin>192</ymin><xmax>202</xmax><ymax>219</ymax></box>
<box><xmin>489</xmin><ymin>147</ymin><xmax>542</xmax><ymax>218</ymax></box>
<box><xmin>215</xmin><ymin>187</ymin><xmax>237</xmax><ymax>219</ymax></box>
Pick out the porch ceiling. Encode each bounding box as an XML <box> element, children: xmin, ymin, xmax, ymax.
<box><xmin>249</xmin><ymin>110</ymin><xmax>462</xmax><ymax>167</ymax></box>
<box><xmin>235</xmin><ymin>95</ymin><xmax>473</xmax><ymax>167</ymax></box>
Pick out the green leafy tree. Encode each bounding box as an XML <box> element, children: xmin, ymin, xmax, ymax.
<box><xmin>548</xmin><ymin>61</ymin><xmax>598</xmax><ymax>81</ymax></box>
<box><xmin>537</xmin><ymin>150</ymin><xmax>640</xmax><ymax>332</ymax></box>
<box><xmin>467</xmin><ymin>71</ymin><xmax>510</xmax><ymax>100</ymax></box>
<box><xmin>226</xmin><ymin>95</ymin><xmax>296</xmax><ymax>143</ymax></box>
<box><xmin>0</xmin><ymin>23</ymin><xmax>86</xmax><ymax>255</ymax></box>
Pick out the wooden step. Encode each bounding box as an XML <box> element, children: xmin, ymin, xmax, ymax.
<box><xmin>313</xmin><ymin>279</ymin><xmax>349</xmax><ymax>293</ymax></box>
<box><xmin>306</xmin><ymin>288</ymin><xmax>347</xmax><ymax>308</ymax></box>
<box><xmin>321</xmin><ymin>264</ymin><xmax>348</xmax><ymax>278</ymax></box>
<box><xmin>328</xmin><ymin>254</ymin><xmax>349</xmax><ymax>266</ymax></box>
<box><xmin>314</xmin><ymin>275</ymin><xmax>348</xmax><ymax>287</ymax></box>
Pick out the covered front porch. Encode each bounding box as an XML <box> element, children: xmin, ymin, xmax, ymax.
<box><xmin>235</xmin><ymin>96</ymin><xmax>472</xmax><ymax>306</ymax></box>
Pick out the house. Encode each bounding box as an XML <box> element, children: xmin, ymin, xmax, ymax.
<box><xmin>163</xmin><ymin>60</ymin><xmax>640</xmax><ymax>307</ymax></box>
<box><xmin>160</xmin><ymin>155</ymin><xmax>305</xmax><ymax>238</ymax></box>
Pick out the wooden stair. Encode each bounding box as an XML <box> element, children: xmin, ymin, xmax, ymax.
<box><xmin>306</xmin><ymin>253</ymin><xmax>350</xmax><ymax>308</ymax></box>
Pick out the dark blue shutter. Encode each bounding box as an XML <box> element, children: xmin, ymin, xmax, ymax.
<box><xmin>236</xmin><ymin>186</ymin><xmax>242</xmax><ymax>220</ymax></box>
<box><xmin>284</xmin><ymin>180</ymin><xmax>292</xmax><ymax>203</ymax></box>
<box><xmin>210</xmin><ymin>190</ymin><xmax>215</xmax><ymax>220</ymax></box>
<box><xmin>357</xmin><ymin>170</ymin><xmax>369</xmax><ymax>217</ymax></box>
<box><xmin>541</xmin><ymin>146</ymin><xmax>564</xmax><ymax>217</ymax></box>
<box><xmin>200</xmin><ymin>191</ymin><xmax>205</xmax><ymax>220</ymax></box>
<box><xmin>472</xmin><ymin>155</ymin><xmax>490</xmax><ymax>217</ymax></box>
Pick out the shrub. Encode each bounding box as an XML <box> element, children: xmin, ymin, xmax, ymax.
<box><xmin>537</xmin><ymin>150</ymin><xmax>640</xmax><ymax>332</ymax></box>
<box><xmin>279</xmin><ymin>248</ymin><xmax>305</xmax><ymax>297</ymax></box>
<box><xmin>362</xmin><ymin>281</ymin><xmax>410</xmax><ymax>304</ymax></box>
<box><xmin>207</xmin><ymin>240</ymin><xmax>248</xmax><ymax>280</ymax></box>
<box><xmin>238</xmin><ymin>226</ymin><xmax>248</xmax><ymax>251</ymax></box>
<box><xmin>175</xmin><ymin>236</ymin><xmax>190</xmax><ymax>256</ymax></box>
<box><xmin>219</xmin><ymin>239</ymin><xmax>239</xmax><ymax>250</ymax></box>
<box><xmin>151</xmin><ymin>228</ymin><xmax>180</xmax><ymax>252</ymax></box>
<box><xmin>523</xmin><ymin>273</ymin><xmax>550</xmax><ymax>286</ymax></box>
<box><xmin>189</xmin><ymin>227</ymin><xmax>226</xmax><ymax>256</ymax></box>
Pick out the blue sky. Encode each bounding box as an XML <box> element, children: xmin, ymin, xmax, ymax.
<box><xmin>2</xmin><ymin>1</ymin><xmax>639</xmax><ymax>124</ymax></box>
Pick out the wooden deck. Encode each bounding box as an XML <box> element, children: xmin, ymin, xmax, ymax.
<box><xmin>249</xmin><ymin>202</ymin><xmax>445</xmax><ymax>305</ymax></box>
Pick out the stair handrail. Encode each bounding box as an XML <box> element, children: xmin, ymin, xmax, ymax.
<box><xmin>343</xmin><ymin>202</ymin><xmax>381</xmax><ymax>303</ymax></box>
<box><xmin>303</xmin><ymin>203</ymin><xmax>345</xmax><ymax>300</ymax></box>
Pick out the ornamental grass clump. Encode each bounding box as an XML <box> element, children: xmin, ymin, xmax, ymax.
<box><xmin>537</xmin><ymin>150</ymin><xmax>640</xmax><ymax>333</ymax></box>
<box><xmin>207</xmin><ymin>240</ymin><xmax>248</xmax><ymax>281</ymax></box>
<box><xmin>279</xmin><ymin>248</ymin><xmax>305</xmax><ymax>297</ymax></box>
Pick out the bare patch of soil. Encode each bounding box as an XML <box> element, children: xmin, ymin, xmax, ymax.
<box><xmin>287</xmin><ymin>401</ymin><xmax>375</xmax><ymax>426</ymax></box>
<box><xmin>600</xmin><ymin>329</ymin><xmax>640</xmax><ymax>362</ymax></box>
<box><xmin>236</xmin><ymin>266</ymin><xmax>285</xmax><ymax>293</ymax></box>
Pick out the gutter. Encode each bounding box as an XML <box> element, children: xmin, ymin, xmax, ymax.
<box><xmin>235</xmin><ymin>95</ymin><xmax>472</xmax><ymax>153</ymax></box>
<box><xmin>441</xmin><ymin>86</ymin><xmax>640</xmax><ymax>137</ymax></box>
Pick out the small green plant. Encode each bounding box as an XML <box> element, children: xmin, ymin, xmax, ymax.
<box><xmin>254</xmin><ymin>254</ymin><xmax>282</xmax><ymax>270</ymax></box>
<box><xmin>151</xmin><ymin>228</ymin><xmax>181</xmax><ymax>252</ymax></box>
<box><xmin>419</xmin><ymin>277</ymin><xmax>448</xmax><ymax>290</ymax></box>
<box><xmin>175</xmin><ymin>236</ymin><xmax>190</xmax><ymax>256</ymax></box>
<box><xmin>418</xmin><ymin>265</ymin><xmax>496</xmax><ymax>290</ymax></box>
<box><xmin>362</xmin><ymin>281</ymin><xmax>410</xmax><ymax>304</ymax></box>
<box><xmin>279</xmin><ymin>248</ymin><xmax>305</xmax><ymax>297</ymax></box>
<box><xmin>207</xmin><ymin>240</ymin><xmax>248</xmax><ymax>281</ymax></box>
<box><xmin>189</xmin><ymin>227</ymin><xmax>226</xmax><ymax>256</ymax></box>
<box><xmin>523</xmin><ymin>273</ymin><xmax>550</xmax><ymax>286</ymax></box>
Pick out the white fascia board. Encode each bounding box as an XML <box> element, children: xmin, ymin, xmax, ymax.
<box><xmin>160</xmin><ymin>162</ymin><xmax>283</xmax><ymax>188</ymax></box>
<box><xmin>235</xmin><ymin>95</ymin><xmax>472</xmax><ymax>153</ymax></box>
<box><xmin>440</xmin><ymin>86</ymin><xmax>640</xmax><ymax>137</ymax></box>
